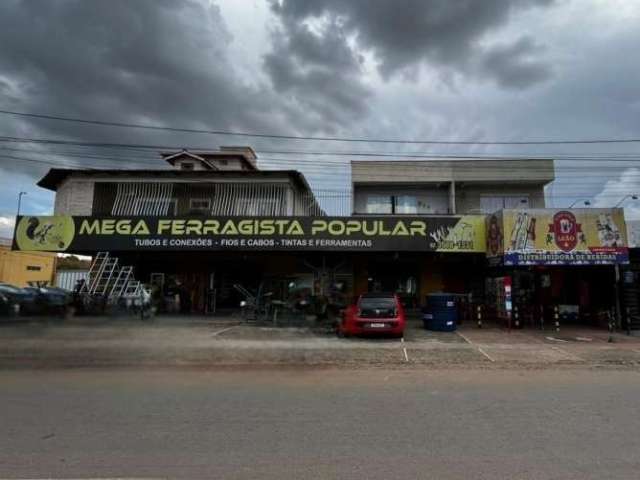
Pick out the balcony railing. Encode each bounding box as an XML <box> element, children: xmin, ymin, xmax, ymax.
<box><xmin>92</xmin><ymin>182</ymin><xmax>353</xmax><ymax>217</ymax></box>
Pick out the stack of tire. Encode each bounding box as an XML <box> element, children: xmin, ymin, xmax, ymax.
<box><xmin>423</xmin><ymin>293</ymin><xmax>457</xmax><ymax>332</ymax></box>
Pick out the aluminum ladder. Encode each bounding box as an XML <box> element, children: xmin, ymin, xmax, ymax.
<box><xmin>91</xmin><ymin>256</ymin><xmax>119</xmax><ymax>296</ymax></box>
<box><xmin>81</xmin><ymin>252</ymin><xmax>109</xmax><ymax>293</ymax></box>
<box><xmin>109</xmin><ymin>265</ymin><xmax>133</xmax><ymax>301</ymax></box>
<box><xmin>123</xmin><ymin>280</ymin><xmax>143</xmax><ymax>298</ymax></box>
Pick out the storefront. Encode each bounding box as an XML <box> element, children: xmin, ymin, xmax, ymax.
<box><xmin>12</xmin><ymin>214</ymin><xmax>487</xmax><ymax>314</ymax></box>
<box><xmin>13</xmin><ymin>208</ymin><xmax>628</xmax><ymax>325</ymax></box>
<box><xmin>485</xmin><ymin>208</ymin><xmax>628</xmax><ymax>327</ymax></box>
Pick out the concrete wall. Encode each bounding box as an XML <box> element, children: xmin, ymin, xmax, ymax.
<box><xmin>209</xmin><ymin>158</ymin><xmax>246</xmax><ymax>171</ymax></box>
<box><xmin>175</xmin><ymin>157</ymin><xmax>247</xmax><ymax>171</ymax></box>
<box><xmin>352</xmin><ymin>159</ymin><xmax>555</xmax><ymax>184</ymax></box>
<box><xmin>53</xmin><ymin>179</ymin><xmax>94</xmax><ymax>215</ymax></box>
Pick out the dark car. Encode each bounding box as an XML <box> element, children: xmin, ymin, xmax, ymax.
<box><xmin>0</xmin><ymin>291</ymin><xmax>16</xmax><ymax>316</ymax></box>
<box><xmin>23</xmin><ymin>286</ymin><xmax>72</xmax><ymax>315</ymax></box>
<box><xmin>0</xmin><ymin>283</ymin><xmax>37</xmax><ymax>316</ymax></box>
<box><xmin>338</xmin><ymin>292</ymin><xmax>406</xmax><ymax>338</ymax></box>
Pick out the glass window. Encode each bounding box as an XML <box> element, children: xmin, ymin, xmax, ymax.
<box><xmin>395</xmin><ymin>195</ymin><xmax>418</xmax><ymax>214</ymax></box>
<box><xmin>480</xmin><ymin>195</ymin><xmax>530</xmax><ymax>213</ymax></box>
<box><xmin>359</xmin><ymin>296</ymin><xmax>397</xmax><ymax>309</ymax></box>
<box><xmin>190</xmin><ymin>198</ymin><xmax>211</xmax><ymax>212</ymax></box>
<box><xmin>366</xmin><ymin>195</ymin><xmax>392</xmax><ymax>214</ymax></box>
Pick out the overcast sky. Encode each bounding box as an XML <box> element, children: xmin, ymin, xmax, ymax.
<box><xmin>1</xmin><ymin>0</ymin><xmax>640</xmax><ymax>237</ymax></box>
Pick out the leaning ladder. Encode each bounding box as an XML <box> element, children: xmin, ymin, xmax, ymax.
<box><xmin>123</xmin><ymin>280</ymin><xmax>143</xmax><ymax>298</ymax></box>
<box><xmin>91</xmin><ymin>256</ymin><xmax>119</xmax><ymax>296</ymax></box>
<box><xmin>109</xmin><ymin>265</ymin><xmax>133</xmax><ymax>301</ymax></box>
<box><xmin>81</xmin><ymin>252</ymin><xmax>109</xmax><ymax>293</ymax></box>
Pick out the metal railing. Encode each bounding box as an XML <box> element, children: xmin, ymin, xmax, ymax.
<box><xmin>93</xmin><ymin>182</ymin><xmax>352</xmax><ymax>217</ymax></box>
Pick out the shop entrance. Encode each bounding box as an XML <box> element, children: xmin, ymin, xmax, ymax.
<box><xmin>485</xmin><ymin>266</ymin><xmax>618</xmax><ymax>328</ymax></box>
<box><xmin>365</xmin><ymin>256</ymin><xmax>418</xmax><ymax>308</ymax></box>
<box><xmin>124</xmin><ymin>251</ymin><xmax>354</xmax><ymax>316</ymax></box>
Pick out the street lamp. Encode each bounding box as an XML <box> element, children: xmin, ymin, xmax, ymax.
<box><xmin>615</xmin><ymin>194</ymin><xmax>639</xmax><ymax>207</ymax></box>
<box><xmin>16</xmin><ymin>191</ymin><xmax>27</xmax><ymax>216</ymax></box>
<box><xmin>569</xmin><ymin>199</ymin><xmax>591</xmax><ymax>208</ymax></box>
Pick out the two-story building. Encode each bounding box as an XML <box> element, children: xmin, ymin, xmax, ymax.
<box><xmin>352</xmin><ymin>158</ymin><xmax>629</xmax><ymax>326</ymax></box>
<box><xmin>33</xmin><ymin>147</ymin><xmax>330</xmax><ymax>312</ymax></box>
<box><xmin>12</xmin><ymin>149</ymin><xmax>630</xmax><ymax>325</ymax></box>
<box><xmin>352</xmin><ymin>158</ymin><xmax>552</xmax><ymax>215</ymax></box>
<box><xmin>349</xmin><ymin>158</ymin><xmax>553</xmax><ymax>307</ymax></box>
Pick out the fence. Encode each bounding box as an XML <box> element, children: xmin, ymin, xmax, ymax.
<box><xmin>56</xmin><ymin>270</ymin><xmax>88</xmax><ymax>291</ymax></box>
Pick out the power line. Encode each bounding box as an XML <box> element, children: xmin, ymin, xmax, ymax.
<box><xmin>0</xmin><ymin>157</ymin><xmax>635</xmax><ymax>198</ymax></box>
<box><xmin>2</xmin><ymin>109</ymin><xmax>640</xmax><ymax>145</ymax></box>
<box><xmin>4</xmin><ymin>135</ymin><xmax>640</xmax><ymax>162</ymax></box>
<box><xmin>6</xmin><ymin>137</ymin><xmax>640</xmax><ymax>169</ymax></box>
<box><xmin>257</xmin><ymin>149</ymin><xmax>640</xmax><ymax>160</ymax></box>
<box><xmin>6</xmin><ymin>144</ymin><xmax>640</xmax><ymax>173</ymax></box>
<box><xmin>7</xmin><ymin>149</ymin><xmax>640</xmax><ymax>187</ymax></box>
<box><xmin>0</xmin><ymin>154</ymin><xmax>152</xmax><ymax>170</ymax></box>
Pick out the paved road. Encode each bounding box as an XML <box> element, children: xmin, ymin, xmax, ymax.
<box><xmin>2</xmin><ymin>368</ymin><xmax>640</xmax><ymax>479</ymax></box>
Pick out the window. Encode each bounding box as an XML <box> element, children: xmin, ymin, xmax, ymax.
<box><xmin>395</xmin><ymin>196</ymin><xmax>418</xmax><ymax>214</ymax></box>
<box><xmin>365</xmin><ymin>194</ymin><xmax>436</xmax><ymax>214</ymax></box>
<box><xmin>180</xmin><ymin>162</ymin><xmax>195</xmax><ymax>171</ymax></box>
<box><xmin>189</xmin><ymin>198</ymin><xmax>211</xmax><ymax>213</ymax></box>
<box><xmin>26</xmin><ymin>265</ymin><xmax>42</xmax><ymax>271</ymax></box>
<box><xmin>366</xmin><ymin>195</ymin><xmax>392</xmax><ymax>214</ymax></box>
<box><xmin>480</xmin><ymin>195</ymin><xmax>530</xmax><ymax>213</ymax></box>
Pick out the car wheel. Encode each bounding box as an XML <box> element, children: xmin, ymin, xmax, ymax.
<box><xmin>337</xmin><ymin>325</ymin><xmax>351</xmax><ymax>338</ymax></box>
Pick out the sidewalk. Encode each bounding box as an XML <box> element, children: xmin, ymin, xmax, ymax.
<box><xmin>1</xmin><ymin>316</ymin><xmax>640</xmax><ymax>369</ymax></box>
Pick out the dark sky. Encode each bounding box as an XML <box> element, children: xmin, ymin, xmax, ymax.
<box><xmin>1</xmin><ymin>0</ymin><xmax>640</xmax><ymax>236</ymax></box>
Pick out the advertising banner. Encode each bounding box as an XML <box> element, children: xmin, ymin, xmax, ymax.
<box><xmin>486</xmin><ymin>208</ymin><xmax>628</xmax><ymax>265</ymax></box>
<box><xmin>12</xmin><ymin>215</ymin><xmax>486</xmax><ymax>253</ymax></box>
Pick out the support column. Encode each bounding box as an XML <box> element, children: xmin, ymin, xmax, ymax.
<box><xmin>449</xmin><ymin>181</ymin><xmax>456</xmax><ymax>214</ymax></box>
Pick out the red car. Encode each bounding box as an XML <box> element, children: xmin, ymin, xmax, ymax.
<box><xmin>338</xmin><ymin>293</ymin><xmax>406</xmax><ymax>338</ymax></box>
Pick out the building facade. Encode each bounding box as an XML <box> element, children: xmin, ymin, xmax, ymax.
<box><xmin>352</xmin><ymin>158</ymin><xmax>553</xmax><ymax>215</ymax></box>
<box><xmin>11</xmin><ymin>148</ymin><xmax>631</xmax><ymax>325</ymax></box>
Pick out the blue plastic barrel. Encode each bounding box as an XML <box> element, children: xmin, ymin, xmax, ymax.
<box><xmin>423</xmin><ymin>294</ymin><xmax>457</xmax><ymax>332</ymax></box>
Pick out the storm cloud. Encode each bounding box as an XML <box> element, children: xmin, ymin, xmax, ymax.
<box><xmin>0</xmin><ymin>0</ymin><xmax>276</xmax><ymax>142</ymax></box>
<box><xmin>268</xmin><ymin>0</ymin><xmax>555</xmax><ymax>87</ymax></box>
<box><xmin>264</xmin><ymin>16</ymin><xmax>373</xmax><ymax>128</ymax></box>
<box><xmin>0</xmin><ymin>0</ymin><xmax>640</xmax><ymax>235</ymax></box>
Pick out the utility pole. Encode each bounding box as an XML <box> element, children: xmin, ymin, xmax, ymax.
<box><xmin>16</xmin><ymin>191</ymin><xmax>27</xmax><ymax>216</ymax></box>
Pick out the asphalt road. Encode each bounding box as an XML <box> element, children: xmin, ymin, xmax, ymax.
<box><xmin>2</xmin><ymin>368</ymin><xmax>640</xmax><ymax>479</ymax></box>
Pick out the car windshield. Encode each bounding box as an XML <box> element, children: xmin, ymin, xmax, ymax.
<box><xmin>359</xmin><ymin>297</ymin><xmax>396</xmax><ymax>309</ymax></box>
